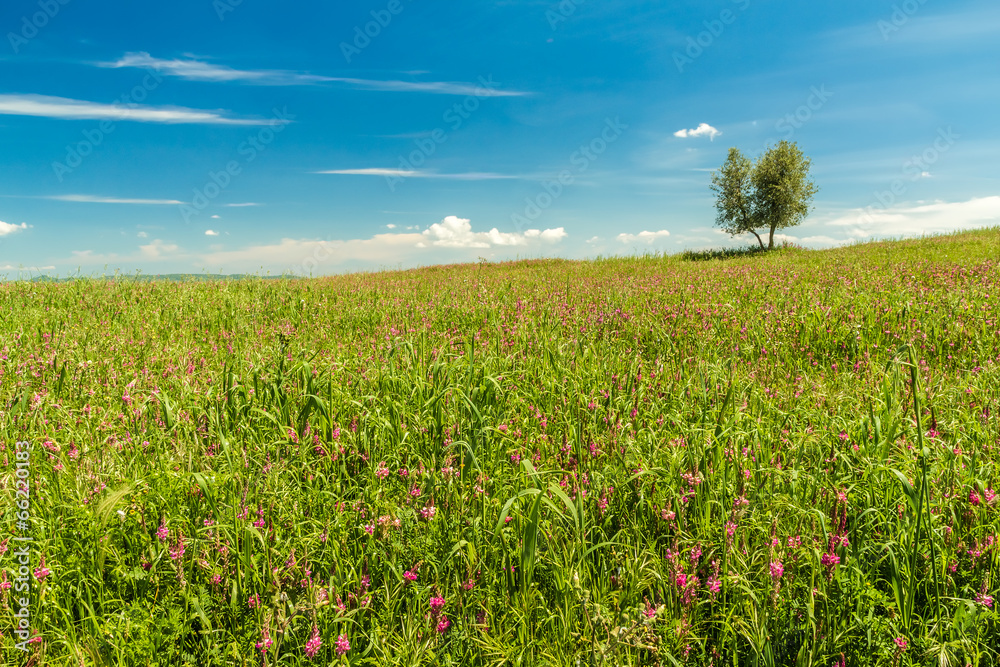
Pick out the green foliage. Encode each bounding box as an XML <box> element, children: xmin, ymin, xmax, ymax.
<box><xmin>711</xmin><ymin>141</ymin><xmax>818</xmax><ymax>249</ymax></box>
<box><xmin>1</xmin><ymin>229</ymin><xmax>1000</xmax><ymax>666</ymax></box>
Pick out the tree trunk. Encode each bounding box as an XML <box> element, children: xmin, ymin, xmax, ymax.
<box><xmin>750</xmin><ymin>230</ymin><xmax>765</xmax><ymax>249</ymax></box>
<box><xmin>768</xmin><ymin>224</ymin><xmax>777</xmax><ymax>249</ymax></box>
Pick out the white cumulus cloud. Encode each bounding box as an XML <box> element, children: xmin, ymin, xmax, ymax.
<box><xmin>0</xmin><ymin>221</ymin><xmax>29</xmax><ymax>237</ymax></box>
<box><xmin>205</xmin><ymin>230</ymin><xmax>220</xmax><ymax>236</ymax></box>
<box><xmin>617</xmin><ymin>230</ymin><xmax>671</xmax><ymax>244</ymax></box>
<box><xmin>420</xmin><ymin>216</ymin><xmax>566</xmax><ymax>249</ymax></box>
<box><xmin>674</xmin><ymin>123</ymin><xmax>721</xmax><ymax>141</ymax></box>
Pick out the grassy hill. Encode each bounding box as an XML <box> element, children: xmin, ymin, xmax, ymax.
<box><xmin>1</xmin><ymin>228</ymin><xmax>998</xmax><ymax>665</ymax></box>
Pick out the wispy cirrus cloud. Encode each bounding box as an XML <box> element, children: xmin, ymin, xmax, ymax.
<box><xmin>100</xmin><ymin>53</ymin><xmax>530</xmax><ymax>96</ymax></box>
<box><xmin>99</xmin><ymin>52</ymin><xmax>330</xmax><ymax>85</ymax></box>
<box><xmin>317</xmin><ymin>168</ymin><xmax>524</xmax><ymax>180</ymax></box>
<box><xmin>0</xmin><ymin>94</ymin><xmax>263</xmax><ymax>125</ymax></box>
<box><xmin>46</xmin><ymin>195</ymin><xmax>185</xmax><ymax>205</ymax></box>
<box><xmin>320</xmin><ymin>77</ymin><xmax>528</xmax><ymax>97</ymax></box>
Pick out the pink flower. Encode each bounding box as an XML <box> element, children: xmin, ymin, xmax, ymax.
<box><xmin>256</xmin><ymin>628</ymin><xmax>273</xmax><ymax>655</ymax></box>
<box><xmin>404</xmin><ymin>568</ymin><xmax>418</xmax><ymax>583</ymax></box>
<box><xmin>893</xmin><ymin>637</ymin><xmax>908</xmax><ymax>651</ymax></box>
<box><xmin>429</xmin><ymin>595</ymin><xmax>446</xmax><ymax>616</ymax></box>
<box><xmin>970</xmin><ymin>489</ymin><xmax>982</xmax><ymax>506</ymax></box>
<box><xmin>156</xmin><ymin>518</ymin><xmax>169</xmax><ymax>541</ymax></box>
<box><xmin>335</xmin><ymin>634</ymin><xmax>350</xmax><ymax>656</ymax></box>
<box><xmin>304</xmin><ymin>625</ymin><xmax>322</xmax><ymax>658</ymax></box>
<box><xmin>33</xmin><ymin>555</ymin><xmax>51</xmax><ymax>580</ymax></box>
<box><xmin>169</xmin><ymin>532</ymin><xmax>186</xmax><ymax>561</ymax></box>
<box><xmin>769</xmin><ymin>561</ymin><xmax>784</xmax><ymax>580</ymax></box>
<box><xmin>436</xmin><ymin>615</ymin><xmax>450</xmax><ymax>634</ymax></box>
<box><xmin>820</xmin><ymin>551</ymin><xmax>840</xmax><ymax>578</ymax></box>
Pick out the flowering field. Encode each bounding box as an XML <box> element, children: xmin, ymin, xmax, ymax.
<box><xmin>2</xmin><ymin>229</ymin><xmax>999</xmax><ymax>666</ymax></box>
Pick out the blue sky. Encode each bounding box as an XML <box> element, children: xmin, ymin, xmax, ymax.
<box><xmin>1</xmin><ymin>0</ymin><xmax>998</xmax><ymax>277</ymax></box>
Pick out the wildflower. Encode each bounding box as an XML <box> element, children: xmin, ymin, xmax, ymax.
<box><xmin>420</xmin><ymin>505</ymin><xmax>437</xmax><ymax>521</ymax></box>
<box><xmin>169</xmin><ymin>532</ymin><xmax>186</xmax><ymax>562</ymax></box>
<box><xmin>248</xmin><ymin>594</ymin><xmax>260</xmax><ymax>609</ymax></box>
<box><xmin>429</xmin><ymin>595</ymin><xmax>446</xmax><ymax>616</ymax></box>
<box><xmin>156</xmin><ymin>517</ymin><xmax>169</xmax><ymax>541</ymax></box>
<box><xmin>969</xmin><ymin>489</ymin><xmax>982</xmax><ymax>506</ymax></box>
<box><xmin>31</xmin><ymin>554</ymin><xmax>52</xmax><ymax>580</ymax></box>
<box><xmin>706</xmin><ymin>563</ymin><xmax>722</xmax><ymax>598</ymax></box>
<box><xmin>436</xmin><ymin>615</ymin><xmax>450</xmax><ymax>634</ymax></box>
<box><xmin>304</xmin><ymin>625</ymin><xmax>322</xmax><ymax>658</ymax></box>
<box><xmin>404</xmin><ymin>568</ymin><xmax>418</xmax><ymax>583</ymax></box>
<box><xmin>977</xmin><ymin>581</ymin><xmax>994</xmax><ymax>608</ymax></box>
<box><xmin>335</xmin><ymin>634</ymin><xmax>351</xmax><ymax>656</ymax></box>
<box><xmin>256</xmin><ymin>627</ymin><xmax>273</xmax><ymax>655</ymax></box>
<box><xmin>769</xmin><ymin>561</ymin><xmax>784</xmax><ymax>580</ymax></box>
<box><xmin>376</xmin><ymin>463</ymin><xmax>389</xmax><ymax>479</ymax></box>
<box><xmin>893</xmin><ymin>637</ymin><xmax>908</xmax><ymax>651</ymax></box>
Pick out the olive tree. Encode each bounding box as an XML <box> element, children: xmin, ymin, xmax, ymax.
<box><xmin>709</xmin><ymin>140</ymin><xmax>817</xmax><ymax>249</ymax></box>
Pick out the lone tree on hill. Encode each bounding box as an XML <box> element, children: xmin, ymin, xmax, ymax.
<box><xmin>709</xmin><ymin>140</ymin><xmax>817</xmax><ymax>250</ymax></box>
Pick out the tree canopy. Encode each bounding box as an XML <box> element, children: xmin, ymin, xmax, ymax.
<box><xmin>710</xmin><ymin>141</ymin><xmax>817</xmax><ymax>249</ymax></box>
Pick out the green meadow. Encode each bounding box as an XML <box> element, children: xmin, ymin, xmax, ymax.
<box><xmin>2</xmin><ymin>229</ymin><xmax>999</xmax><ymax>666</ymax></box>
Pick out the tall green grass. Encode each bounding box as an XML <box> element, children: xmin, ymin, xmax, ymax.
<box><xmin>1</xmin><ymin>228</ymin><xmax>999</xmax><ymax>665</ymax></box>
